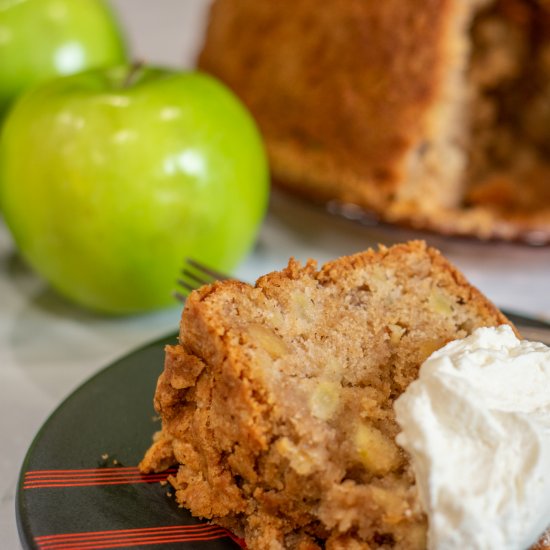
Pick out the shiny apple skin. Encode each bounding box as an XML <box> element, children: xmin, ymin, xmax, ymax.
<box><xmin>0</xmin><ymin>0</ymin><xmax>127</xmax><ymax>120</ymax></box>
<box><xmin>0</xmin><ymin>66</ymin><xmax>269</xmax><ymax>313</ymax></box>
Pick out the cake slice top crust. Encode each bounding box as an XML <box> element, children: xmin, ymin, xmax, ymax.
<box><xmin>142</xmin><ymin>241</ymin><xmax>513</xmax><ymax>549</ymax></box>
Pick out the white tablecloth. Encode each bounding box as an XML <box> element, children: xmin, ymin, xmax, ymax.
<box><xmin>1</xmin><ymin>2</ymin><xmax>549</xmax><ymax>548</ymax></box>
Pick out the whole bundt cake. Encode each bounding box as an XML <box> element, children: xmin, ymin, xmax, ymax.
<box><xmin>198</xmin><ymin>0</ymin><xmax>550</xmax><ymax>243</ymax></box>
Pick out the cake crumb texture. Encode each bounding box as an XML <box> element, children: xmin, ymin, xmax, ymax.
<box><xmin>138</xmin><ymin>241</ymin><xmax>549</xmax><ymax>549</ymax></box>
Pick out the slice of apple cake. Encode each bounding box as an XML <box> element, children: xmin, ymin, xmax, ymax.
<box><xmin>140</xmin><ymin>241</ymin><xmax>511</xmax><ymax>549</ymax></box>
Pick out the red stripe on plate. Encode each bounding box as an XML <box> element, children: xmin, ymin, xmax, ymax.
<box><xmin>24</xmin><ymin>473</ymin><xmax>170</xmax><ymax>483</ymax></box>
<box><xmin>26</xmin><ymin>467</ymin><xmax>141</xmax><ymax>475</ymax></box>
<box><xmin>24</xmin><ymin>475</ymin><xmax>172</xmax><ymax>489</ymax></box>
<box><xmin>25</xmin><ymin>467</ymin><xmax>177</xmax><ymax>478</ymax></box>
<box><xmin>24</xmin><ymin>474</ymin><xmax>173</xmax><ymax>485</ymax></box>
<box><xmin>37</xmin><ymin>532</ymin><xmax>232</xmax><ymax>549</ymax></box>
<box><xmin>36</xmin><ymin>524</ymin><xmax>221</xmax><ymax>541</ymax></box>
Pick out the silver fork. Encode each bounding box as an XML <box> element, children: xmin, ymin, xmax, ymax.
<box><xmin>174</xmin><ymin>258</ymin><xmax>231</xmax><ymax>303</ymax></box>
<box><xmin>175</xmin><ymin>259</ymin><xmax>550</xmax><ymax>345</ymax></box>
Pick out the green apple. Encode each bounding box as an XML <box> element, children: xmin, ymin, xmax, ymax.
<box><xmin>0</xmin><ymin>65</ymin><xmax>269</xmax><ymax>314</ymax></box>
<box><xmin>0</xmin><ymin>0</ymin><xmax>127</xmax><ymax>121</ymax></box>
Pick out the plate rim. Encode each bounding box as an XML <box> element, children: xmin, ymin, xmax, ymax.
<box><xmin>15</xmin><ymin>330</ymin><xmax>179</xmax><ymax>550</ymax></box>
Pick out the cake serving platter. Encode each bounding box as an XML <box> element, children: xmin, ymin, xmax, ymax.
<box><xmin>16</xmin><ymin>332</ymin><xmax>242</xmax><ymax>550</ymax></box>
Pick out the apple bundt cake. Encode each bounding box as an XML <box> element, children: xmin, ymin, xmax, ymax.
<box><xmin>198</xmin><ymin>0</ymin><xmax>550</xmax><ymax>243</ymax></box>
<box><xmin>140</xmin><ymin>241</ymin><xmax>550</xmax><ymax>549</ymax></box>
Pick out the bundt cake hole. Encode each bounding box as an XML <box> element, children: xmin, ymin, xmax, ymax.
<box><xmin>466</xmin><ymin>0</ymin><xmax>550</xmax><ymax>212</ymax></box>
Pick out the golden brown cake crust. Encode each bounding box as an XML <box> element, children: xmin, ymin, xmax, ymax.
<box><xmin>138</xmin><ymin>241</ymin><xmax>550</xmax><ymax>549</ymax></box>
<box><xmin>198</xmin><ymin>0</ymin><xmax>550</xmax><ymax>244</ymax></box>
<box><xmin>199</xmin><ymin>0</ymin><xmax>455</xmax><ymax>212</ymax></box>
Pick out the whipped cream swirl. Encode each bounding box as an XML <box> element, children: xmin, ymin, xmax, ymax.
<box><xmin>394</xmin><ymin>325</ymin><xmax>550</xmax><ymax>550</ymax></box>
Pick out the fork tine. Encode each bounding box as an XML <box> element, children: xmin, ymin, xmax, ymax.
<box><xmin>185</xmin><ymin>258</ymin><xmax>230</xmax><ymax>281</ymax></box>
<box><xmin>176</xmin><ymin>279</ymin><xmax>201</xmax><ymax>293</ymax></box>
<box><xmin>174</xmin><ymin>278</ymin><xmax>199</xmax><ymax>302</ymax></box>
<box><xmin>174</xmin><ymin>258</ymin><xmax>232</xmax><ymax>303</ymax></box>
<box><xmin>173</xmin><ymin>291</ymin><xmax>187</xmax><ymax>303</ymax></box>
<box><xmin>180</xmin><ymin>268</ymin><xmax>213</xmax><ymax>287</ymax></box>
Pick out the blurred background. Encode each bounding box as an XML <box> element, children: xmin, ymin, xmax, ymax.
<box><xmin>109</xmin><ymin>0</ymin><xmax>209</xmax><ymax>68</ymax></box>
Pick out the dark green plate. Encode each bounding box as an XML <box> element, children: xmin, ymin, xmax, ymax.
<box><xmin>16</xmin><ymin>332</ymin><xmax>242</xmax><ymax>550</ymax></box>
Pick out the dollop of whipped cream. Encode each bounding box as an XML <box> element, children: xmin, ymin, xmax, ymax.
<box><xmin>394</xmin><ymin>325</ymin><xmax>550</xmax><ymax>550</ymax></box>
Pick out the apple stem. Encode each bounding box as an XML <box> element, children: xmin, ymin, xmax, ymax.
<box><xmin>122</xmin><ymin>61</ymin><xmax>144</xmax><ymax>89</ymax></box>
